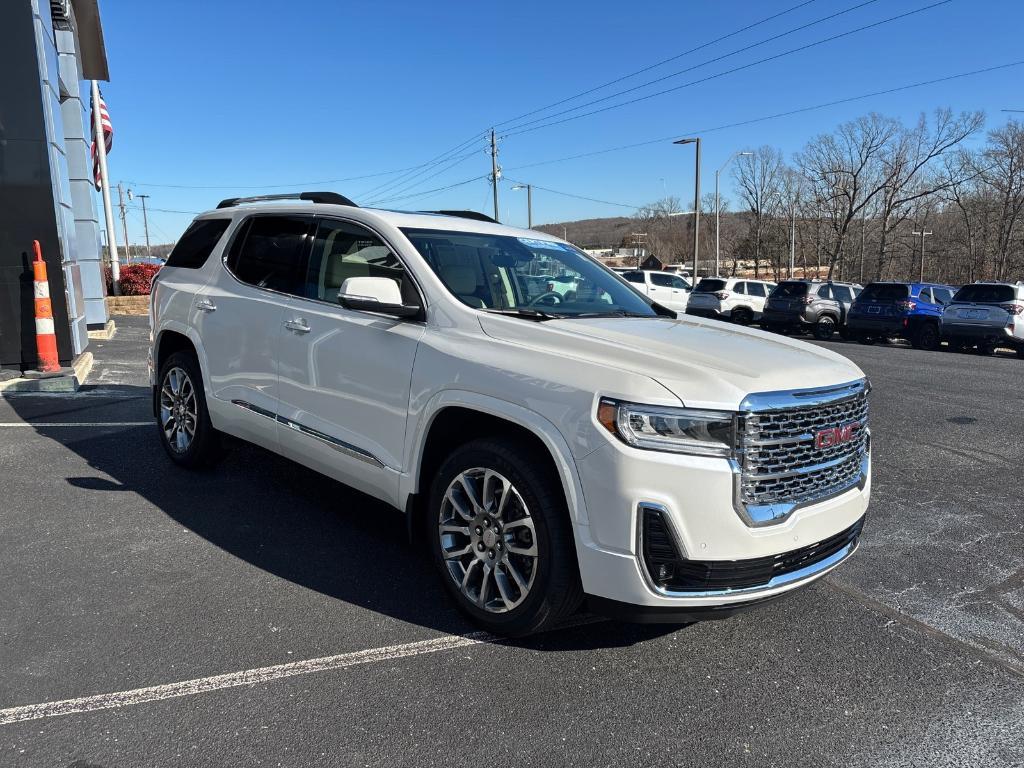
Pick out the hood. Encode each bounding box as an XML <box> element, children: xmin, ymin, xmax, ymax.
<box><xmin>478</xmin><ymin>314</ymin><xmax>864</xmax><ymax>410</ymax></box>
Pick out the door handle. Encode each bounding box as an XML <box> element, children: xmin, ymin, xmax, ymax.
<box><xmin>284</xmin><ymin>318</ymin><xmax>311</xmax><ymax>334</ymax></box>
<box><xmin>196</xmin><ymin>299</ymin><xmax>217</xmax><ymax>312</ymax></box>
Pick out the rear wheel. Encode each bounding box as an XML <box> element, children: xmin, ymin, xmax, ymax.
<box><xmin>912</xmin><ymin>322</ymin><xmax>940</xmax><ymax>351</ymax></box>
<box><xmin>813</xmin><ymin>316</ymin><xmax>836</xmax><ymax>341</ymax></box>
<box><xmin>156</xmin><ymin>350</ymin><xmax>222</xmax><ymax>468</ymax></box>
<box><xmin>731</xmin><ymin>307</ymin><xmax>753</xmax><ymax>325</ymax></box>
<box><xmin>430</xmin><ymin>438</ymin><xmax>583</xmax><ymax>636</ymax></box>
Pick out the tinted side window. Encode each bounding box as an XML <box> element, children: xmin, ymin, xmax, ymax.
<box><xmin>817</xmin><ymin>284</ymin><xmax>832</xmax><ymax>299</ymax></box>
<box><xmin>917</xmin><ymin>287</ymin><xmax>933</xmax><ymax>304</ymax></box>
<box><xmin>165</xmin><ymin>219</ymin><xmax>230</xmax><ymax>269</ymax></box>
<box><xmin>305</xmin><ymin>219</ymin><xmax>414</xmax><ymax>304</ymax></box>
<box><xmin>650</xmin><ymin>273</ymin><xmax>674</xmax><ymax>287</ymax></box>
<box><xmin>671</xmin><ymin>276</ymin><xmax>690</xmax><ymax>290</ymax></box>
<box><xmin>733</xmin><ymin>282</ymin><xmax>747</xmax><ymax>295</ymax></box>
<box><xmin>227</xmin><ymin>215</ymin><xmax>311</xmax><ymax>293</ymax></box>
<box><xmin>832</xmin><ymin>285</ymin><xmax>852</xmax><ymax>303</ymax></box>
<box><xmin>933</xmin><ymin>287</ymin><xmax>952</xmax><ymax>304</ymax></box>
<box><xmin>622</xmin><ymin>271</ymin><xmax>645</xmax><ymax>284</ymax></box>
<box><xmin>747</xmin><ymin>282</ymin><xmax>767</xmax><ymax>297</ymax></box>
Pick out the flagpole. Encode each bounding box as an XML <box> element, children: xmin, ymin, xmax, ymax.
<box><xmin>91</xmin><ymin>79</ymin><xmax>120</xmax><ymax>296</ymax></box>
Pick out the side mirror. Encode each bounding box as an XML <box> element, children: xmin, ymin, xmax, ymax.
<box><xmin>338</xmin><ymin>277</ymin><xmax>421</xmax><ymax>319</ymax></box>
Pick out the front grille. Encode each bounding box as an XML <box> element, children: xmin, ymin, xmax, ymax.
<box><xmin>739</xmin><ymin>386</ymin><xmax>869</xmax><ymax>509</ymax></box>
<box><xmin>647</xmin><ymin>517</ymin><xmax>865</xmax><ymax>592</ymax></box>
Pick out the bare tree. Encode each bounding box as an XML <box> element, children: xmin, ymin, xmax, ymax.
<box><xmin>733</xmin><ymin>146</ymin><xmax>785</xmax><ymax>278</ymax></box>
<box><xmin>977</xmin><ymin>121</ymin><xmax>1024</xmax><ymax>280</ymax></box>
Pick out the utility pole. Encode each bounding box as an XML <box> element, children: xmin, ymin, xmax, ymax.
<box><xmin>137</xmin><ymin>194</ymin><xmax>152</xmax><ymax>257</ymax></box>
<box><xmin>673</xmin><ymin>137</ymin><xmax>701</xmax><ymax>279</ymax></box>
<box><xmin>912</xmin><ymin>229</ymin><xmax>932</xmax><ymax>282</ymax></box>
<box><xmin>117</xmin><ymin>182</ymin><xmax>130</xmax><ymax>263</ymax></box>
<box><xmin>789</xmin><ymin>201</ymin><xmax>796</xmax><ymax>278</ymax></box>
<box><xmin>91</xmin><ymin>80</ymin><xmax>120</xmax><ymax>295</ymax></box>
<box><xmin>859</xmin><ymin>211</ymin><xmax>867</xmax><ymax>283</ymax></box>
<box><xmin>631</xmin><ymin>232</ymin><xmax>647</xmax><ymax>267</ymax></box>
<box><xmin>511</xmin><ymin>184</ymin><xmax>532</xmax><ymax>228</ymax></box>
<box><xmin>489</xmin><ymin>129</ymin><xmax>500</xmax><ymax>223</ymax></box>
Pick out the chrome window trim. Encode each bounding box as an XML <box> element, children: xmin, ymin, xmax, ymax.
<box><xmin>230</xmin><ymin>399</ymin><xmax>387</xmax><ymax>469</ymax></box>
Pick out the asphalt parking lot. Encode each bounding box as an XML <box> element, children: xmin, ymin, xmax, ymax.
<box><xmin>1</xmin><ymin>316</ymin><xmax>1022</xmax><ymax>767</ymax></box>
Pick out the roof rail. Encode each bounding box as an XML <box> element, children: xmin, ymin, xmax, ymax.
<box><xmin>216</xmin><ymin>191</ymin><xmax>357</xmax><ymax>209</ymax></box>
<box><xmin>420</xmin><ymin>210</ymin><xmax>498</xmax><ymax>223</ymax></box>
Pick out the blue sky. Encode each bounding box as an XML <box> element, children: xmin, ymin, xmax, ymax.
<box><xmin>100</xmin><ymin>0</ymin><xmax>1024</xmax><ymax>244</ymax></box>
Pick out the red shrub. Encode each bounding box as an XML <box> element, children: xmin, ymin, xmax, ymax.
<box><xmin>109</xmin><ymin>263</ymin><xmax>162</xmax><ymax>296</ymax></box>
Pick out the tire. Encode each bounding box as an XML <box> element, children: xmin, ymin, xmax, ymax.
<box><xmin>731</xmin><ymin>307</ymin><xmax>753</xmax><ymax>325</ymax></box>
<box><xmin>429</xmin><ymin>437</ymin><xmax>583</xmax><ymax>636</ymax></box>
<box><xmin>156</xmin><ymin>350</ymin><xmax>222</xmax><ymax>469</ymax></box>
<box><xmin>911</xmin><ymin>322</ymin><xmax>940</xmax><ymax>351</ymax></box>
<box><xmin>838</xmin><ymin>326</ymin><xmax>852</xmax><ymax>341</ymax></box>
<box><xmin>813</xmin><ymin>316</ymin><xmax>836</xmax><ymax>341</ymax></box>
<box><xmin>856</xmin><ymin>332</ymin><xmax>877</xmax><ymax>345</ymax></box>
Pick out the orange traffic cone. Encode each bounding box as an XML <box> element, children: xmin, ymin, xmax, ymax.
<box><xmin>25</xmin><ymin>240</ymin><xmax>67</xmax><ymax>378</ymax></box>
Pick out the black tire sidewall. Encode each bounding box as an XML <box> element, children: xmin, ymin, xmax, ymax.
<box><xmin>428</xmin><ymin>438</ymin><xmax>580</xmax><ymax>635</ymax></box>
<box><xmin>156</xmin><ymin>351</ymin><xmax>218</xmax><ymax>468</ymax></box>
<box><xmin>814</xmin><ymin>317</ymin><xmax>835</xmax><ymax>340</ymax></box>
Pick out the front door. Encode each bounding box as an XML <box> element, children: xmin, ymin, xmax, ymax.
<box><xmin>275</xmin><ymin>217</ymin><xmax>425</xmax><ymax>504</ymax></box>
<box><xmin>647</xmin><ymin>272</ymin><xmax>690</xmax><ymax>312</ymax></box>
<box><xmin>195</xmin><ymin>213</ymin><xmax>313</xmax><ymax>450</ymax></box>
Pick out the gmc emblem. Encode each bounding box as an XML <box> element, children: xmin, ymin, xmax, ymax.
<box><xmin>814</xmin><ymin>422</ymin><xmax>860</xmax><ymax>450</ymax></box>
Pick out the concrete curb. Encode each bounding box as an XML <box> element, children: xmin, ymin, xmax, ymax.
<box><xmin>87</xmin><ymin>319</ymin><xmax>117</xmax><ymax>340</ymax></box>
<box><xmin>0</xmin><ymin>352</ymin><xmax>93</xmax><ymax>394</ymax></box>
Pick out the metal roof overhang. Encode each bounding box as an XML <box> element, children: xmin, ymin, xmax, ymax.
<box><xmin>70</xmin><ymin>0</ymin><xmax>109</xmax><ymax>81</ymax></box>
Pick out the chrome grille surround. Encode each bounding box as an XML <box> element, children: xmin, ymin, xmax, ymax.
<box><xmin>731</xmin><ymin>379</ymin><xmax>870</xmax><ymax>527</ymax></box>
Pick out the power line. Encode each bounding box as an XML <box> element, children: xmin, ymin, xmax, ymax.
<box><xmin>503</xmin><ymin>177</ymin><xmax>641</xmax><ymax>210</ymax></box>
<box><xmin>357</xmin><ymin>132</ymin><xmax>486</xmax><ymax>200</ymax></box>
<box><xmin>124</xmin><ymin>164</ymin><xmax>436</xmax><ymax>190</ymax></box>
<box><xmin>367</xmin><ymin>175</ymin><xmax>488</xmax><ymax>206</ymax></box>
<box><xmin>366</xmin><ymin>146</ymin><xmax>482</xmax><ymax>205</ymax></box>
<box><xmin>503</xmin><ymin>59</ymin><xmax>1024</xmax><ymax>172</ymax></box>
<box><xmin>502</xmin><ymin>0</ymin><xmax>953</xmax><ymax>139</ymax></box>
<box><xmin>499</xmin><ymin>0</ymin><xmax>881</xmax><ymax>135</ymax></box>
<box><xmin>492</xmin><ymin>0</ymin><xmax>821</xmax><ymax>131</ymax></box>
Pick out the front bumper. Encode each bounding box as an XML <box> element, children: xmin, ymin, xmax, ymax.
<box><xmin>572</xmin><ymin>435</ymin><xmax>870</xmax><ymax>615</ymax></box>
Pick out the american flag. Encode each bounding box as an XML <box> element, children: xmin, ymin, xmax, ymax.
<box><xmin>90</xmin><ymin>90</ymin><xmax>113</xmax><ymax>190</ymax></box>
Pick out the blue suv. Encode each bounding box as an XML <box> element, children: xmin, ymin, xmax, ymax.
<box><xmin>847</xmin><ymin>281</ymin><xmax>956</xmax><ymax>350</ymax></box>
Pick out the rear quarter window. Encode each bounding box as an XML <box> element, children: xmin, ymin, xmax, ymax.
<box><xmin>164</xmin><ymin>219</ymin><xmax>231</xmax><ymax>269</ymax></box>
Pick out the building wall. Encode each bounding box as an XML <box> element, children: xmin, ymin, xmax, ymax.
<box><xmin>0</xmin><ymin>0</ymin><xmax>108</xmax><ymax>370</ymax></box>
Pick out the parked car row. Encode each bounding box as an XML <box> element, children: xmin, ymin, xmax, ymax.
<box><xmin>679</xmin><ymin>275</ymin><xmax>1024</xmax><ymax>358</ymax></box>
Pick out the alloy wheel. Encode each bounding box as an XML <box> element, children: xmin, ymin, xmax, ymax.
<box><xmin>159</xmin><ymin>366</ymin><xmax>197</xmax><ymax>453</ymax></box>
<box><xmin>438</xmin><ymin>468</ymin><xmax>538</xmax><ymax>613</ymax></box>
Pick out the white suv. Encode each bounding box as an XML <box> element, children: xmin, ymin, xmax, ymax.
<box><xmin>619</xmin><ymin>269</ymin><xmax>691</xmax><ymax>314</ymax></box>
<box><xmin>686</xmin><ymin>277</ymin><xmax>777</xmax><ymax>324</ymax></box>
<box><xmin>150</xmin><ymin>193</ymin><xmax>871</xmax><ymax>636</ymax></box>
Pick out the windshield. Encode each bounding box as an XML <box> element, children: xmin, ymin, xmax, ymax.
<box><xmin>772</xmin><ymin>281</ymin><xmax>808</xmax><ymax>297</ymax></box>
<box><xmin>694</xmin><ymin>278</ymin><xmax>726</xmax><ymax>293</ymax></box>
<box><xmin>952</xmin><ymin>284</ymin><xmax>1015</xmax><ymax>303</ymax></box>
<box><xmin>400</xmin><ymin>228</ymin><xmax>657</xmax><ymax>318</ymax></box>
<box><xmin>858</xmin><ymin>283</ymin><xmax>909</xmax><ymax>301</ymax></box>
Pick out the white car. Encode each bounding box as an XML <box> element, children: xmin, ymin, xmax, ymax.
<box><xmin>686</xmin><ymin>277</ymin><xmax>777</xmax><ymax>324</ymax></box>
<box><xmin>150</xmin><ymin>193</ymin><xmax>870</xmax><ymax>636</ymax></box>
<box><xmin>619</xmin><ymin>269</ymin><xmax>691</xmax><ymax>314</ymax></box>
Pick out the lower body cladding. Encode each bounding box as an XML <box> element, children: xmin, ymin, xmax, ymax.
<box><xmin>573</xmin><ymin>439</ymin><xmax>870</xmax><ymax>622</ymax></box>
<box><xmin>942</xmin><ymin>321</ymin><xmax>1022</xmax><ymax>350</ymax></box>
<box><xmin>761</xmin><ymin>309</ymin><xmax>813</xmax><ymax>330</ymax></box>
<box><xmin>685</xmin><ymin>306</ymin><xmax>728</xmax><ymax>320</ymax></box>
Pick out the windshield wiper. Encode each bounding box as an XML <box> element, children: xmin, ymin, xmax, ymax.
<box><xmin>485</xmin><ymin>308</ymin><xmax>560</xmax><ymax>321</ymax></box>
<box><xmin>563</xmin><ymin>310</ymin><xmax>652</xmax><ymax>319</ymax></box>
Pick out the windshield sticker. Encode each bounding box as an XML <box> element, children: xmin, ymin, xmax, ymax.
<box><xmin>517</xmin><ymin>237</ymin><xmax>569</xmax><ymax>251</ymax></box>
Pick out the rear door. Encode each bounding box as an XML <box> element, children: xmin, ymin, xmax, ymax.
<box><xmin>275</xmin><ymin>216</ymin><xmax>425</xmax><ymax>503</ymax></box>
<box><xmin>195</xmin><ymin>214</ymin><xmax>313</xmax><ymax>450</ymax></box>
<box><xmin>831</xmin><ymin>284</ymin><xmax>854</xmax><ymax>323</ymax></box>
<box><xmin>647</xmin><ymin>272</ymin><xmax>689</xmax><ymax>312</ymax></box>
<box><xmin>746</xmin><ymin>281</ymin><xmax>769</xmax><ymax>316</ymax></box>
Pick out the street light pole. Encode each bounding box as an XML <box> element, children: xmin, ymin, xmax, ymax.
<box><xmin>912</xmin><ymin>229</ymin><xmax>932</xmax><ymax>282</ymax></box>
<box><xmin>674</xmin><ymin>138</ymin><xmax>701</xmax><ymax>279</ymax></box>
<box><xmin>511</xmin><ymin>184</ymin><xmax>532</xmax><ymax>229</ymax></box>
<box><xmin>715</xmin><ymin>150</ymin><xmax>752</xmax><ymax>278</ymax></box>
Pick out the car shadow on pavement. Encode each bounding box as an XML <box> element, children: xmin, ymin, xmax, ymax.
<box><xmin>10</xmin><ymin>385</ymin><xmax>677</xmax><ymax>650</ymax></box>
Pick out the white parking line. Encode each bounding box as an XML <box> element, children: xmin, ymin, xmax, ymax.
<box><xmin>0</xmin><ymin>632</ymin><xmax>493</xmax><ymax>725</ymax></box>
<box><xmin>0</xmin><ymin>422</ymin><xmax>151</xmax><ymax>428</ymax></box>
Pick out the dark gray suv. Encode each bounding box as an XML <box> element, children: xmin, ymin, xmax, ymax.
<box><xmin>762</xmin><ymin>280</ymin><xmax>863</xmax><ymax>340</ymax></box>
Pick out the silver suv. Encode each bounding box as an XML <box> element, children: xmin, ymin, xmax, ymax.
<box><xmin>942</xmin><ymin>282</ymin><xmax>1024</xmax><ymax>357</ymax></box>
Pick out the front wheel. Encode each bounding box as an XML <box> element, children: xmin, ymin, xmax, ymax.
<box><xmin>731</xmin><ymin>307</ymin><xmax>753</xmax><ymax>325</ymax></box>
<box><xmin>430</xmin><ymin>438</ymin><xmax>583</xmax><ymax>636</ymax></box>
<box><xmin>813</xmin><ymin>316</ymin><xmax>836</xmax><ymax>341</ymax></box>
<box><xmin>912</xmin><ymin>322</ymin><xmax>940</xmax><ymax>351</ymax></box>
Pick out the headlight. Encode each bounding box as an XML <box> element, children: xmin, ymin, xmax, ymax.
<box><xmin>597</xmin><ymin>399</ymin><xmax>735</xmax><ymax>457</ymax></box>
